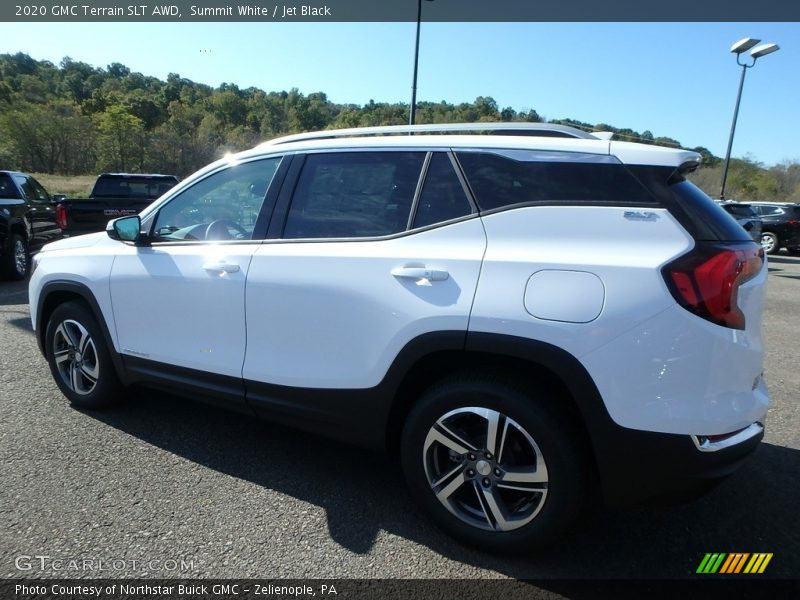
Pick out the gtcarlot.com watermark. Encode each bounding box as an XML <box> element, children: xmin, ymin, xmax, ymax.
<box><xmin>15</xmin><ymin>555</ymin><xmax>197</xmax><ymax>573</ymax></box>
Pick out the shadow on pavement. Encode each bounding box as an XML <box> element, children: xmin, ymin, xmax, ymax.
<box><xmin>767</xmin><ymin>255</ymin><xmax>800</xmax><ymax>265</ymax></box>
<box><xmin>88</xmin><ymin>390</ymin><xmax>800</xmax><ymax>580</ymax></box>
<box><xmin>0</xmin><ymin>279</ymin><xmax>29</xmax><ymax>306</ymax></box>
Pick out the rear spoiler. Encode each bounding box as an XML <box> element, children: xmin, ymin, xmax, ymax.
<box><xmin>668</xmin><ymin>159</ymin><xmax>702</xmax><ymax>184</ymax></box>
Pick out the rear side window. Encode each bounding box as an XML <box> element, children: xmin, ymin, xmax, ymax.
<box><xmin>754</xmin><ymin>205</ymin><xmax>783</xmax><ymax>216</ymax></box>
<box><xmin>455</xmin><ymin>149</ymin><xmax>653</xmax><ymax>211</ymax></box>
<box><xmin>284</xmin><ymin>152</ymin><xmax>425</xmax><ymax>239</ymax></box>
<box><xmin>413</xmin><ymin>153</ymin><xmax>473</xmax><ymax>228</ymax></box>
<box><xmin>0</xmin><ymin>174</ymin><xmax>16</xmax><ymax>199</ymax></box>
<box><xmin>755</xmin><ymin>205</ymin><xmax>800</xmax><ymax>218</ymax></box>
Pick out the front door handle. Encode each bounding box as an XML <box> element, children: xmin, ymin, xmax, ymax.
<box><xmin>391</xmin><ymin>266</ymin><xmax>449</xmax><ymax>282</ymax></box>
<box><xmin>203</xmin><ymin>261</ymin><xmax>240</xmax><ymax>274</ymax></box>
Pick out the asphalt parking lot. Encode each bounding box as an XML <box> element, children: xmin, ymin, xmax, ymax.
<box><xmin>1</xmin><ymin>255</ymin><xmax>798</xmax><ymax>583</ymax></box>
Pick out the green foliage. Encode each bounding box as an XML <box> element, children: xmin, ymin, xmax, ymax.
<box><xmin>94</xmin><ymin>105</ymin><xmax>145</xmax><ymax>172</ymax></box>
<box><xmin>689</xmin><ymin>157</ymin><xmax>800</xmax><ymax>202</ymax></box>
<box><xmin>1</xmin><ymin>50</ymin><xmax>798</xmax><ymax>204</ymax></box>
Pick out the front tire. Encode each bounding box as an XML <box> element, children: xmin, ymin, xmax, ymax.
<box><xmin>2</xmin><ymin>233</ymin><xmax>29</xmax><ymax>280</ymax></box>
<box><xmin>45</xmin><ymin>301</ymin><xmax>124</xmax><ymax>409</ymax></box>
<box><xmin>401</xmin><ymin>374</ymin><xmax>588</xmax><ymax>553</ymax></box>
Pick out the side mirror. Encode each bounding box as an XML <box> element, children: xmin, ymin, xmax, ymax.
<box><xmin>107</xmin><ymin>215</ymin><xmax>142</xmax><ymax>243</ymax></box>
<box><xmin>51</xmin><ymin>194</ymin><xmax>67</xmax><ymax>203</ymax></box>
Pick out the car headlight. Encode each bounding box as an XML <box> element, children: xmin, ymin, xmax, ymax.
<box><xmin>30</xmin><ymin>252</ymin><xmax>41</xmax><ymax>277</ymax></box>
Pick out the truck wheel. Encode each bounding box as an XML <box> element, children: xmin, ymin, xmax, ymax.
<box><xmin>401</xmin><ymin>374</ymin><xmax>587</xmax><ymax>553</ymax></box>
<box><xmin>45</xmin><ymin>301</ymin><xmax>125</xmax><ymax>409</ymax></box>
<box><xmin>761</xmin><ymin>232</ymin><xmax>779</xmax><ymax>255</ymax></box>
<box><xmin>2</xmin><ymin>233</ymin><xmax>29</xmax><ymax>280</ymax></box>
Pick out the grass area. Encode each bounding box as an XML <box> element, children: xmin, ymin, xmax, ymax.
<box><xmin>33</xmin><ymin>173</ymin><xmax>95</xmax><ymax>198</ymax></box>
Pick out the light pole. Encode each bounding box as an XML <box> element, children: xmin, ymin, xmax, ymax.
<box><xmin>719</xmin><ymin>38</ymin><xmax>780</xmax><ymax>200</ymax></box>
<box><xmin>409</xmin><ymin>0</ymin><xmax>434</xmax><ymax>126</ymax></box>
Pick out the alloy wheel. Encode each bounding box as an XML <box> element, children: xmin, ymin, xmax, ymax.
<box><xmin>52</xmin><ymin>319</ymin><xmax>100</xmax><ymax>396</ymax></box>
<box><xmin>13</xmin><ymin>238</ymin><xmax>27</xmax><ymax>277</ymax></box>
<box><xmin>761</xmin><ymin>233</ymin><xmax>777</xmax><ymax>254</ymax></box>
<box><xmin>423</xmin><ymin>406</ymin><xmax>548</xmax><ymax>532</ymax></box>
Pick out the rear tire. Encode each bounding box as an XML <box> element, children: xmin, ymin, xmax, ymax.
<box><xmin>401</xmin><ymin>373</ymin><xmax>587</xmax><ymax>553</ymax></box>
<box><xmin>2</xmin><ymin>233</ymin><xmax>29</xmax><ymax>280</ymax></box>
<box><xmin>761</xmin><ymin>232</ymin><xmax>779</xmax><ymax>255</ymax></box>
<box><xmin>45</xmin><ymin>301</ymin><xmax>125</xmax><ymax>409</ymax></box>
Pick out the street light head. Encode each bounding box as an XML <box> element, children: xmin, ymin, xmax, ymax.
<box><xmin>750</xmin><ymin>43</ymin><xmax>780</xmax><ymax>59</ymax></box>
<box><xmin>730</xmin><ymin>38</ymin><xmax>760</xmax><ymax>54</ymax></box>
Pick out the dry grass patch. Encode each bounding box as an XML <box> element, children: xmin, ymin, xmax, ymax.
<box><xmin>33</xmin><ymin>173</ymin><xmax>95</xmax><ymax>197</ymax></box>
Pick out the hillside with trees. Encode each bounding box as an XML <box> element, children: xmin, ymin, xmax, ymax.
<box><xmin>1</xmin><ymin>52</ymin><xmax>797</xmax><ymax>201</ymax></box>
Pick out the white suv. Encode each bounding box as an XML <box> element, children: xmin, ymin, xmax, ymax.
<box><xmin>29</xmin><ymin>123</ymin><xmax>769</xmax><ymax>552</ymax></box>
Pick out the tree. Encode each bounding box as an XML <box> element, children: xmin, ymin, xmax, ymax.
<box><xmin>0</xmin><ymin>101</ymin><xmax>95</xmax><ymax>173</ymax></box>
<box><xmin>95</xmin><ymin>105</ymin><xmax>145</xmax><ymax>172</ymax></box>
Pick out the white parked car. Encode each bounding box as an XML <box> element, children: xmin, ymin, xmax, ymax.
<box><xmin>29</xmin><ymin>123</ymin><xmax>768</xmax><ymax>552</ymax></box>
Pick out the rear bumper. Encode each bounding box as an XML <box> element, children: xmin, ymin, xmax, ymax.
<box><xmin>596</xmin><ymin>420</ymin><xmax>763</xmax><ymax>506</ymax></box>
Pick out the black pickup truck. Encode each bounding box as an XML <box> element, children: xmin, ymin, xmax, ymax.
<box><xmin>0</xmin><ymin>170</ymin><xmax>63</xmax><ymax>280</ymax></box>
<box><xmin>56</xmin><ymin>173</ymin><xmax>179</xmax><ymax>236</ymax></box>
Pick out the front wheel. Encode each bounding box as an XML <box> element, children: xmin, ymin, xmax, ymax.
<box><xmin>401</xmin><ymin>374</ymin><xmax>588</xmax><ymax>552</ymax></box>
<box><xmin>2</xmin><ymin>233</ymin><xmax>29</xmax><ymax>280</ymax></box>
<box><xmin>45</xmin><ymin>301</ymin><xmax>124</xmax><ymax>409</ymax></box>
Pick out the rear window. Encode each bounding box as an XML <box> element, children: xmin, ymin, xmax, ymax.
<box><xmin>455</xmin><ymin>149</ymin><xmax>654</xmax><ymax>211</ymax></box>
<box><xmin>93</xmin><ymin>177</ymin><xmax>177</xmax><ymax>198</ymax></box>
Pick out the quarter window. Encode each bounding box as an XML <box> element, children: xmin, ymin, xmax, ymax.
<box><xmin>283</xmin><ymin>152</ymin><xmax>425</xmax><ymax>239</ymax></box>
<box><xmin>152</xmin><ymin>157</ymin><xmax>281</xmax><ymax>242</ymax></box>
<box><xmin>455</xmin><ymin>150</ymin><xmax>653</xmax><ymax>211</ymax></box>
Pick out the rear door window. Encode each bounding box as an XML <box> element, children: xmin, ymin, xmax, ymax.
<box><xmin>283</xmin><ymin>152</ymin><xmax>425</xmax><ymax>239</ymax></box>
<box><xmin>0</xmin><ymin>174</ymin><xmax>16</xmax><ymax>199</ymax></box>
<box><xmin>755</xmin><ymin>205</ymin><xmax>784</xmax><ymax>216</ymax></box>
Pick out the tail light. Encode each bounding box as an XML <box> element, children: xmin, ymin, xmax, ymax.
<box><xmin>56</xmin><ymin>204</ymin><xmax>68</xmax><ymax>230</ymax></box>
<box><xmin>663</xmin><ymin>243</ymin><xmax>763</xmax><ymax>330</ymax></box>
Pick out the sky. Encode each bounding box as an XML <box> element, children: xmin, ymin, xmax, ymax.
<box><xmin>0</xmin><ymin>20</ymin><xmax>797</xmax><ymax>166</ymax></box>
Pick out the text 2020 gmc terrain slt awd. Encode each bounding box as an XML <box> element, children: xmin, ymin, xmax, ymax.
<box><xmin>29</xmin><ymin>123</ymin><xmax>768</xmax><ymax>552</ymax></box>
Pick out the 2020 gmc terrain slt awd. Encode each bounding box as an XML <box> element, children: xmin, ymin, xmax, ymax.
<box><xmin>29</xmin><ymin>123</ymin><xmax>768</xmax><ymax>552</ymax></box>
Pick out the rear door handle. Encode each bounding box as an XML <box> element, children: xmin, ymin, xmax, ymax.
<box><xmin>203</xmin><ymin>261</ymin><xmax>240</xmax><ymax>274</ymax></box>
<box><xmin>391</xmin><ymin>266</ymin><xmax>449</xmax><ymax>282</ymax></box>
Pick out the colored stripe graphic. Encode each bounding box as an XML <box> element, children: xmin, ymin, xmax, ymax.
<box><xmin>698</xmin><ymin>553</ymin><xmax>773</xmax><ymax>574</ymax></box>
<box><xmin>744</xmin><ymin>553</ymin><xmax>774</xmax><ymax>574</ymax></box>
<box><xmin>721</xmin><ymin>553</ymin><xmax>749</xmax><ymax>573</ymax></box>
<box><xmin>697</xmin><ymin>553</ymin><xmax>727</xmax><ymax>573</ymax></box>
